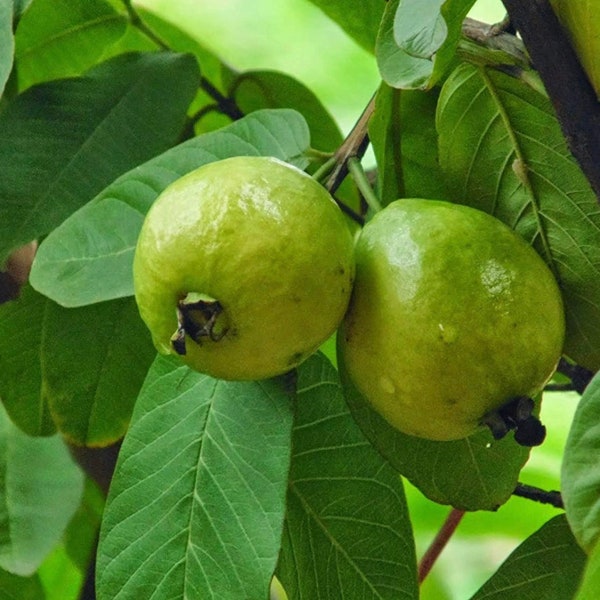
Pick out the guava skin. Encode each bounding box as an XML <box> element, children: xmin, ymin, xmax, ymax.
<box><xmin>338</xmin><ymin>199</ymin><xmax>565</xmax><ymax>442</ymax></box>
<box><xmin>133</xmin><ymin>156</ymin><xmax>355</xmax><ymax>381</ymax></box>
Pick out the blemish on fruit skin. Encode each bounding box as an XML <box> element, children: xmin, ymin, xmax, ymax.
<box><xmin>288</xmin><ymin>351</ymin><xmax>304</xmax><ymax>366</ymax></box>
<box><xmin>438</xmin><ymin>323</ymin><xmax>457</xmax><ymax>343</ymax></box>
<box><xmin>379</xmin><ymin>375</ymin><xmax>396</xmax><ymax>395</ymax></box>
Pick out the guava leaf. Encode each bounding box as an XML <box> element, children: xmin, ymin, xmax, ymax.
<box><xmin>377</xmin><ymin>0</ymin><xmax>474</xmax><ymax>89</ymax></box>
<box><xmin>0</xmin><ymin>568</ymin><xmax>45</xmax><ymax>600</ymax></box>
<box><xmin>0</xmin><ymin>403</ymin><xmax>84</xmax><ymax>576</ymax></box>
<box><xmin>369</xmin><ymin>83</ymin><xmax>405</xmax><ymax>205</ymax></box>
<box><xmin>13</xmin><ymin>0</ymin><xmax>127</xmax><ymax>91</ymax></box>
<box><xmin>0</xmin><ymin>286</ymin><xmax>55</xmax><ymax>437</ymax></box>
<box><xmin>0</xmin><ymin>50</ymin><xmax>199</xmax><ymax>265</ymax></box>
<box><xmin>562</xmin><ymin>372</ymin><xmax>600</xmax><ymax>552</ymax></box>
<box><xmin>30</xmin><ymin>108</ymin><xmax>312</xmax><ymax>308</ymax></box>
<box><xmin>0</xmin><ymin>2</ymin><xmax>14</xmax><ymax>98</ymax></box>
<box><xmin>338</xmin><ymin>347</ymin><xmax>530</xmax><ymax>511</ymax></box>
<box><xmin>469</xmin><ymin>515</ymin><xmax>586</xmax><ymax>599</ymax></box>
<box><xmin>277</xmin><ymin>354</ymin><xmax>418</xmax><ymax>599</ymax></box>
<box><xmin>436</xmin><ymin>62</ymin><xmax>600</xmax><ymax>371</ymax></box>
<box><xmin>575</xmin><ymin>538</ymin><xmax>600</xmax><ymax>600</ymax></box>
<box><xmin>305</xmin><ymin>0</ymin><xmax>385</xmax><ymax>52</ymax></box>
<box><xmin>231</xmin><ymin>70</ymin><xmax>342</xmax><ymax>152</ymax></box>
<box><xmin>369</xmin><ymin>83</ymin><xmax>448</xmax><ymax>206</ymax></box>
<box><xmin>40</xmin><ymin>296</ymin><xmax>156</xmax><ymax>447</ymax></box>
<box><xmin>96</xmin><ymin>354</ymin><xmax>295</xmax><ymax>600</ymax></box>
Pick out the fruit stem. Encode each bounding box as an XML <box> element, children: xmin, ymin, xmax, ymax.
<box><xmin>347</xmin><ymin>156</ymin><xmax>382</xmax><ymax>214</ymax></box>
<box><xmin>418</xmin><ymin>508</ymin><xmax>466</xmax><ymax>583</ymax></box>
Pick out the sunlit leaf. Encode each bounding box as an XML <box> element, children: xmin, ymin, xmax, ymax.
<box><xmin>30</xmin><ymin>109</ymin><xmax>311</xmax><ymax>307</ymax></box>
<box><xmin>0</xmin><ymin>404</ymin><xmax>84</xmax><ymax>576</ymax></box>
<box><xmin>0</xmin><ymin>51</ymin><xmax>199</xmax><ymax>264</ymax></box>
<box><xmin>97</xmin><ymin>355</ymin><xmax>294</xmax><ymax>599</ymax></box>
<box><xmin>470</xmin><ymin>515</ymin><xmax>586</xmax><ymax>599</ymax></box>
<box><xmin>562</xmin><ymin>372</ymin><xmax>600</xmax><ymax>552</ymax></box>
<box><xmin>277</xmin><ymin>354</ymin><xmax>418</xmax><ymax>599</ymax></box>
<box><xmin>437</xmin><ymin>62</ymin><xmax>600</xmax><ymax>371</ymax></box>
<box><xmin>14</xmin><ymin>0</ymin><xmax>127</xmax><ymax>90</ymax></box>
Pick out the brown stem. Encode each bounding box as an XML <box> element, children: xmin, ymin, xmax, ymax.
<box><xmin>501</xmin><ymin>0</ymin><xmax>600</xmax><ymax>201</ymax></box>
<box><xmin>418</xmin><ymin>508</ymin><xmax>466</xmax><ymax>583</ymax></box>
<box><xmin>324</xmin><ymin>93</ymin><xmax>377</xmax><ymax>195</ymax></box>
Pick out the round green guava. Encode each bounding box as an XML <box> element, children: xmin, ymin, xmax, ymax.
<box><xmin>338</xmin><ymin>198</ymin><xmax>565</xmax><ymax>441</ymax></box>
<box><xmin>134</xmin><ymin>155</ymin><xmax>355</xmax><ymax>380</ymax></box>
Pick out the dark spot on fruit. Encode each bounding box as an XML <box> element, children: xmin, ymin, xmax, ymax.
<box><xmin>288</xmin><ymin>351</ymin><xmax>304</xmax><ymax>365</ymax></box>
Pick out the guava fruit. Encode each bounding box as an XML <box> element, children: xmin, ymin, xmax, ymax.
<box><xmin>550</xmin><ymin>0</ymin><xmax>600</xmax><ymax>98</ymax></box>
<box><xmin>338</xmin><ymin>199</ymin><xmax>565</xmax><ymax>442</ymax></box>
<box><xmin>133</xmin><ymin>155</ymin><xmax>355</xmax><ymax>381</ymax></box>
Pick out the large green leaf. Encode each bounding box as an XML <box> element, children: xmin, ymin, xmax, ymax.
<box><xmin>231</xmin><ymin>70</ymin><xmax>342</xmax><ymax>152</ymax></box>
<box><xmin>377</xmin><ymin>0</ymin><xmax>474</xmax><ymax>89</ymax></box>
<box><xmin>30</xmin><ymin>109</ymin><xmax>312</xmax><ymax>307</ymax></box>
<box><xmin>277</xmin><ymin>354</ymin><xmax>418</xmax><ymax>599</ymax></box>
<box><xmin>369</xmin><ymin>83</ymin><xmax>405</xmax><ymax>205</ymax></box>
<box><xmin>437</xmin><ymin>62</ymin><xmax>600</xmax><ymax>371</ymax></box>
<box><xmin>14</xmin><ymin>0</ymin><xmax>127</xmax><ymax>91</ymax></box>
<box><xmin>0</xmin><ymin>285</ymin><xmax>54</xmax><ymax>437</ymax></box>
<box><xmin>562</xmin><ymin>372</ymin><xmax>600</xmax><ymax>552</ymax></box>
<box><xmin>306</xmin><ymin>0</ymin><xmax>386</xmax><ymax>52</ymax></box>
<box><xmin>470</xmin><ymin>515</ymin><xmax>586</xmax><ymax>599</ymax></box>
<box><xmin>0</xmin><ymin>51</ymin><xmax>199</xmax><ymax>264</ymax></box>
<box><xmin>0</xmin><ymin>404</ymin><xmax>84</xmax><ymax>576</ymax></box>
<box><xmin>369</xmin><ymin>83</ymin><xmax>448</xmax><ymax>206</ymax></box>
<box><xmin>338</xmin><ymin>339</ymin><xmax>530</xmax><ymax>511</ymax></box>
<box><xmin>96</xmin><ymin>354</ymin><xmax>294</xmax><ymax>600</ymax></box>
<box><xmin>41</xmin><ymin>297</ymin><xmax>156</xmax><ymax>447</ymax></box>
<box><xmin>576</xmin><ymin>538</ymin><xmax>600</xmax><ymax>600</ymax></box>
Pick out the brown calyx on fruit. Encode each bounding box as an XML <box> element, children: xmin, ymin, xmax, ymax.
<box><xmin>170</xmin><ymin>293</ymin><xmax>229</xmax><ymax>355</ymax></box>
<box><xmin>481</xmin><ymin>396</ymin><xmax>546</xmax><ymax>447</ymax></box>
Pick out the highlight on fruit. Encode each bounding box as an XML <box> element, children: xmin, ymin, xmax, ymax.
<box><xmin>338</xmin><ymin>198</ymin><xmax>566</xmax><ymax>446</ymax></box>
<box><xmin>133</xmin><ymin>155</ymin><xmax>355</xmax><ymax>381</ymax></box>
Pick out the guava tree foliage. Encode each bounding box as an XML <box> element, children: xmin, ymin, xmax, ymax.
<box><xmin>1</xmin><ymin>0</ymin><xmax>600</xmax><ymax>599</ymax></box>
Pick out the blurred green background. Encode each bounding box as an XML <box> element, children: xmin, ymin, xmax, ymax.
<box><xmin>136</xmin><ymin>1</ymin><xmax>578</xmax><ymax>597</ymax></box>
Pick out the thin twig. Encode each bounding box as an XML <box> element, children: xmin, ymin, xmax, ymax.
<box><xmin>501</xmin><ymin>0</ymin><xmax>600</xmax><ymax>201</ymax></box>
<box><xmin>513</xmin><ymin>483</ymin><xmax>564</xmax><ymax>509</ymax></box>
<box><xmin>418</xmin><ymin>508</ymin><xmax>466</xmax><ymax>583</ymax></box>
<box><xmin>324</xmin><ymin>93</ymin><xmax>377</xmax><ymax>195</ymax></box>
<box><xmin>199</xmin><ymin>77</ymin><xmax>244</xmax><ymax>121</ymax></box>
<box><xmin>121</xmin><ymin>0</ymin><xmax>170</xmax><ymax>50</ymax></box>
